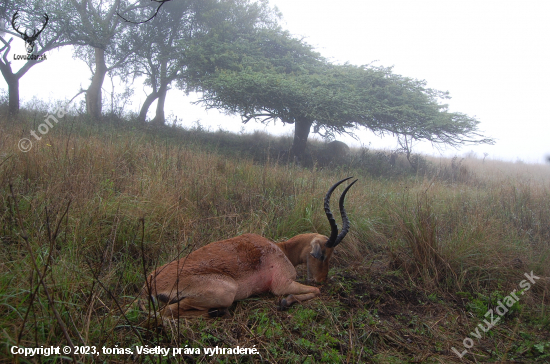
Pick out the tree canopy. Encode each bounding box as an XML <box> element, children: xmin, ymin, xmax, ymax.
<box><xmin>125</xmin><ymin>0</ymin><xmax>279</xmax><ymax>124</ymax></box>
<box><xmin>0</xmin><ymin>0</ymin><xmax>494</xmax><ymax>157</ymax></box>
<box><xmin>187</xmin><ymin>27</ymin><xmax>493</xmax><ymax>159</ymax></box>
<box><xmin>126</xmin><ymin>0</ymin><xmax>204</xmax><ymax>124</ymax></box>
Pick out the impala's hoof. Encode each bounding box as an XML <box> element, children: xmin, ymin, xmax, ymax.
<box><xmin>279</xmin><ymin>294</ymin><xmax>295</xmax><ymax>310</ymax></box>
<box><xmin>208</xmin><ymin>308</ymin><xmax>228</xmax><ymax>317</ymax></box>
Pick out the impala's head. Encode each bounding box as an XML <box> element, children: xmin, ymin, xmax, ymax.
<box><xmin>306</xmin><ymin>177</ymin><xmax>357</xmax><ymax>282</ymax></box>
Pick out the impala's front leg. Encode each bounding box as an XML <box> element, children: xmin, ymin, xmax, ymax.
<box><xmin>274</xmin><ymin>281</ymin><xmax>320</xmax><ymax>309</ymax></box>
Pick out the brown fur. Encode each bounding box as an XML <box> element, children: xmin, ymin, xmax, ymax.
<box><xmin>276</xmin><ymin>233</ymin><xmax>334</xmax><ymax>282</ymax></box>
<box><xmin>141</xmin><ymin>233</ymin><xmax>326</xmax><ymax>318</ymax></box>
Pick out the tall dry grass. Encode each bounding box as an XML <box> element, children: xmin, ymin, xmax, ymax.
<box><xmin>0</xmin><ymin>109</ymin><xmax>549</xmax><ymax>362</ymax></box>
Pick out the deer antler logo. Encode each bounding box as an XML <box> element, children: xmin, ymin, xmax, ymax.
<box><xmin>11</xmin><ymin>11</ymin><xmax>49</xmax><ymax>54</ymax></box>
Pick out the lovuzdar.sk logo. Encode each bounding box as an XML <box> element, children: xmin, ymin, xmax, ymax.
<box><xmin>11</xmin><ymin>11</ymin><xmax>49</xmax><ymax>61</ymax></box>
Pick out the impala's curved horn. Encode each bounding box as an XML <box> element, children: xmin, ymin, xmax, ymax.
<box><xmin>324</xmin><ymin>177</ymin><xmax>356</xmax><ymax>248</ymax></box>
<box><xmin>331</xmin><ymin>179</ymin><xmax>358</xmax><ymax>247</ymax></box>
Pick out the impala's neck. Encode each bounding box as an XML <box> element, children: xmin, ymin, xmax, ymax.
<box><xmin>277</xmin><ymin>233</ymin><xmax>325</xmax><ymax>267</ymax></box>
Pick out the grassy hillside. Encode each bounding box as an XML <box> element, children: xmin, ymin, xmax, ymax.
<box><xmin>0</xmin><ymin>108</ymin><xmax>549</xmax><ymax>363</ymax></box>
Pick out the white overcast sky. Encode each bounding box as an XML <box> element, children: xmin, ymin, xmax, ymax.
<box><xmin>3</xmin><ymin>0</ymin><xmax>549</xmax><ymax>163</ymax></box>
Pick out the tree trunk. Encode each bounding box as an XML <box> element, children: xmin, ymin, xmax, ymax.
<box><xmin>86</xmin><ymin>47</ymin><xmax>108</xmax><ymax>120</ymax></box>
<box><xmin>1</xmin><ymin>39</ymin><xmax>61</xmax><ymax>118</ymax></box>
<box><xmin>290</xmin><ymin>118</ymin><xmax>313</xmax><ymax>161</ymax></box>
<box><xmin>137</xmin><ymin>91</ymin><xmax>159</xmax><ymax>123</ymax></box>
<box><xmin>6</xmin><ymin>74</ymin><xmax>19</xmax><ymax>117</ymax></box>
<box><xmin>0</xmin><ymin>62</ymin><xmax>20</xmax><ymax>117</ymax></box>
<box><xmin>151</xmin><ymin>83</ymin><xmax>168</xmax><ymax>125</ymax></box>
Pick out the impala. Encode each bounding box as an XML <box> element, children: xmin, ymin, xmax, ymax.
<box><xmin>141</xmin><ymin>177</ymin><xmax>357</xmax><ymax>318</ymax></box>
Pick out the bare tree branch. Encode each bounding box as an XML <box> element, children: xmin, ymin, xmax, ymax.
<box><xmin>117</xmin><ymin>0</ymin><xmax>172</xmax><ymax>24</ymax></box>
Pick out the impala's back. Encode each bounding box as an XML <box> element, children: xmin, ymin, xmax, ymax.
<box><xmin>141</xmin><ymin>234</ymin><xmax>298</xmax><ymax>315</ymax></box>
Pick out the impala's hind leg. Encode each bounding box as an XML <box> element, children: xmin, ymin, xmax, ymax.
<box><xmin>148</xmin><ymin>276</ymin><xmax>238</xmax><ymax>319</ymax></box>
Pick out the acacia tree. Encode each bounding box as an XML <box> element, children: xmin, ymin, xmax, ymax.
<box><xmin>127</xmin><ymin>0</ymin><xmax>203</xmax><ymax>124</ymax></box>
<box><xmin>119</xmin><ymin>0</ymin><xmax>278</xmax><ymax>124</ymax></box>
<box><xmin>59</xmin><ymin>0</ymin><xmax>143</xmax><ymax>120</ymax></box>
<box><xmin>0</xmin><ymin>0</ymin><xmax>71</xmax><ymax>116</ymax></box>
<box><xmin>189</xmin><ymin>29</ymin><xmax>493</xmax><ymax>160</ymax></box>
<box><xmin>186</xmin><ymin>27</ymin><xmax>323</xmax><ymax>157</ymax></box>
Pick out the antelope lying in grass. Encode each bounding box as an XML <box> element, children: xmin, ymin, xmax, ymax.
<box><xmin>141</xmin><ymin>177</ymin><xmax>357</xmax><ymax>318</ymax></box>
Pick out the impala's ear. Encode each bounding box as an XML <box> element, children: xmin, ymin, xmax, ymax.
<box><xmin>310</xmin><ymin>239</ymin><xmax>324</xmax><ymax>261</ymax></box>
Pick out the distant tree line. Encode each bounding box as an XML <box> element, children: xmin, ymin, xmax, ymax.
<box><xmin>0</xmin><ymin>0</ymin><xmax>493</xmax><ymax>160</ymax></box>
